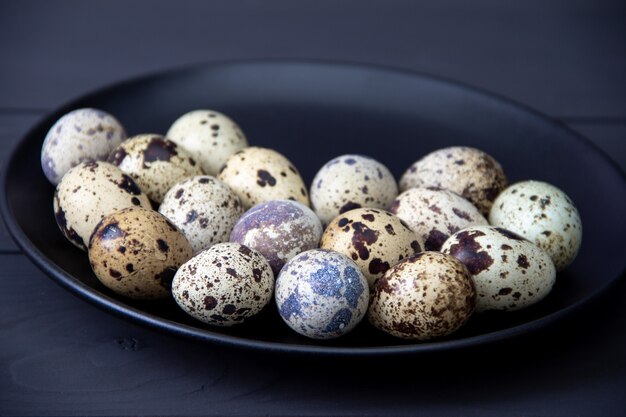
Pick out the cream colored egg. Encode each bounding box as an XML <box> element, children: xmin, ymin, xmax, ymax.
<box><xmin>218</xmin><ymin>146</ymin><xmax>309</xmax><ymax>209</ymax></box>
<box><xmin>399</xmin><ymin>146</ymin><xmax>507</xmax><ymax>215</ymax></box>
<box><xmin>88</xmin><ymin>207</ymin><xmax>193</xmax><ymax>300</ymax></box>
<box><xmin>166</xmin><ymin>110</ymin><xmax>248</xmax><ymax>176</ymax></box>
<box><xmin>441</xmin><ymin>225</ymin><xmax>556</xmax><ymax>312</ymax></box>
<box><xmin>320</xmin><ymin>208</ymin><xmax>423</xmax><ymax>288</ymax></box>
<box><xmin>390</xmin><ymin>187</ymin><xmax>488</xmax><ymax>251</ymax></box>
<box><xmin>489</xmin><ymin>180</ymin><xmax>582</xmax><ymax>271</ymax></box>
<box><xmin>53</xmin><ymin>161</ymin><xmax>151</xmax><ymax>251</ymax></box>
<box><xmin>368</xmin><ymin>251</ymin><xmax>475</xmax><ymax>340</ymax></box>
<box><xmin>171</xmin><ymin>242</ymin><xmax>274</xmax><ymax>327</ymax></box>
<box><xmin>310</xmin><ymin>155</ymin><xmax>398</xmax><ymax>226</ymax></box>
<box><xmin>108</xmin><ymin>134</ymin><xmax>203</xmax><ymax>203</ymax></box>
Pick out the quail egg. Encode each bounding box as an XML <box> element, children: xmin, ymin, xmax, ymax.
<box><xmin>489</xmin><ymin>180</ymin><xmax>582</xmax><ymax>271</ymax></box>
<box><xmin>88</xmin><ymin>207</ymin><xmax>193</xmax><ymax>300</ymax></box>
<box><xmin>368</xmin><ymin>251</ymin><xmax>475</xmax><ymax>340</ymax></box>
<box><xmin>171</xmin><ymin>242</ymin><xmax>274</xmax><ymax>326</ymax></box>
<box><xmin>230</xmin><ymin>200</ymin><xmax>323</xmax><ymax>275</ymax></box>
<box><xmin>41</xmin><ymin>108</ymin><xmax>126</xmax><ymax>185</ymax></box>
<box><xmin>275</xmin><ymin>249</ymin><xmax>369</xmax><ymax>339</ymax></box>
<box><xmin>310</xmin><ymin>154</ymin><xmax>398</xmax><ymax>226</ymax></box>
<box><xmin>166</xmin><ymin>110</ymin><xmax>248</xmax><ymax>176</ymax></box>
<box><xmin>53</xmin><ymin>161</ymin><xmax>151</xmax><ymax>251</ymax></box>
<box><xmin>441</xmin><ymin>225</ymin><xmax>556</xmax><ymax>312</ymax></box>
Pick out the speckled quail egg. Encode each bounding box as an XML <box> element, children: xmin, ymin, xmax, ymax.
<box><xmin>230</xmin><ymin>200</ymin><xmax>323</xmax><ymax>275</ymax></box>
<box><xmin>310</xmin><ymin>155</ymin><xmax>398</xmax><ymax>226</ymax></box>
<box><xmin>390</xmin><ymin>187</ymin><xmax>488</xmax><ymax>251</ymax></box>
<box><xmin>399</xmin><ymin>146</ymin><xmax>508</xmax><ymax>215</ymax></box>
<box><xmin>41</xmin><ymin>108</ymin><xmax>126</xmax><ymax>185</ymax></box>
<box><xmin>218</xmin><ymin>147</ymin><xmax>310</xmax><ymax>209</ymax></box>
<box><xmin>159</xmin><ymin>175</ymin><xmax>244</xmax><ymax>253</ymax></box>
<box><xmin>108</xmin><ymin>134</ymin><xmax>203</xmax><ymax>203</ymax></box>
<box><xmin>275</xmin><ymin>249</ymin><xmax>369</xmax><ymax>339</ymax></box>
<box><xmin>368</xmin><ymin>251</ymin><xmax>475</xmax><ymax>340</ymax></box>
<box><xmin>320</xmin><ymin>208</ymin><xmax>423</xmax><ymax>288</ymax></box>
<box><xmin>489</xmin><ymin>180</ymin><xmax>582</xmax><ymax>271</ymax></box>
<box><xmin>88</xmin><ymin>207</ymin><xmax>193</xmax><ymax>300</ymax></box>
<box><xmin>166</xmin><ymin>110</ymin><xmax>249</xmax><ymax>176</ymax></box>
<box><xmin>441</xmin><ymin>225</ymin><xmax>556</xmax><ymax>312</ymax></box>
<box><xmin>171</xmin><ymin>242</ymin><xmax>274</xmax><ymax>327</ymax></box>
<box><xmin>53</xmin><ymin>161</ymin><xmax>151</xmax><ymax>251</ymax></box>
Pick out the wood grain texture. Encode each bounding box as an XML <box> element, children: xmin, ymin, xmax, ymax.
<box><xmin>0</xmin><ymin>0</ymin><xmax>624</xmax><ymax>118</ymax></box>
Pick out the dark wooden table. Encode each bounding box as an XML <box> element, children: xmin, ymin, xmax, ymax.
<box><xmin>1</xmin><ymin>1</ymin><xmax>625</xmax><ymax>415</ymax></box>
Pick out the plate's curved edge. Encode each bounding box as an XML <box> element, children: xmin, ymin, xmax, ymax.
<box><xmin>2</xmin><ymin>58</ymin><xmax>626</xmax><ymax>356</ymax></box>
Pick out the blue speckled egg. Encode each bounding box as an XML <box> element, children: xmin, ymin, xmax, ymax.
<box><xmin>230</xmin><ymin>200</ymin><xmax>323</xmax><ymax>275</ymax></box>
<box><xmin>275</xmin><ymin>249</ymin><xmax>369</xmax><ymax>339</ymax></box>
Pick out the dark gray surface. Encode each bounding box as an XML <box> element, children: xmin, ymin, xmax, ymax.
<box><xmin>1</xmin><ymin>1</ymin><xmax>625</xmax><ymax>416</ymax></box>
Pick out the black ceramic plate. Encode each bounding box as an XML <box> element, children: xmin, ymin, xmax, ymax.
<box><xmin>2</xmin><ymin>60</ymin><xmax>626</xmax><ymax>355</ymax></box>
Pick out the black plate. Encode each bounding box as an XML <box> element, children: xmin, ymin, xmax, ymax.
<box><xmin>2</xmin><ymin>60</ymin><xmax>626</xmax><ymax>355</ymax></box>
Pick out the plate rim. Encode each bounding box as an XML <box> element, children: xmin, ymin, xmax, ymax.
<box><xmin>2</xmin><ymin>58</ymin><xmax>625</xmax><ymax>356</ymax></box>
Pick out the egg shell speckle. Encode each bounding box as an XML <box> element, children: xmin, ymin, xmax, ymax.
<box><xmin>108</xmin><ymin>134</ymin><xmax>203</xmax><ymax>203</ymax></box>
<box><xmin>441</xmin><ymin>225</ymin><xmax>556</xmax><ymax>312</ymax></box>
<box><xmin>275</xmin><ymin>249</ymin><xmax>369</xmax><ymax>339</ymax></box>
<box><xmin>53</xmin><ymin>161</ymin><xmax>151</xmax><ymax>251</ymax></box>
<box><xmin>218</xmin><ymin>146</ymin><xmax>310</xmax><ymax>209</ymax></box>
<box><xmin>166</xmin><ymin>110</ymin><xmax>248</xmax><ymax>176</ymax></box>
<box><xmin>320</xmin><ymin>208</ymin><xmax>423</xmax><ymax>288</ymax></box>
<box><xmin>489</xmin><ymin>180</ymin><xmax>582</xmax><ymax>271</ymax></box>
<box><xmin>368</xmin><ymin>251</ymin><xmax>475</xmax><ymax>340</ymax></box>
<box><xmin>159</xmin><ymin>175</ymin><xmax>244</xmax><ymax>253</ymax></box>
<box><xmin>230</xmin><ymin>200</ymin><xmax>323</xmax><ymax>276</ymax></box>
<box><xmin>171</xmin><ymin>242</ymin><xmax>274</xmax><ymax>327</ymax></box>
<box><xmin>390</xmin><ymin>187</ymin><xmax>488</xmax><ymax>251</ymax></box>
<box><xmin>41</xmin><ymin>108</ymin><xmax>126</xmax><ymax>185</ymax></box>
<box><xmin>399</xmin><ymin>146</ymin><xmax>507</xmax><ymax>215</ymax></box>
<box><xmin>310</xmin><ymin>154</ymin><xmax>398</xmax><ymax>226</ymax></box>
<box><xmin>88</xmin><ymin>207</ymin><xmax>193</xmax><ymax>300</ymax></box>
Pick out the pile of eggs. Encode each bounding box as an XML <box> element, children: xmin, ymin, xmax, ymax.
<box><xmin>42</xmin><ymin>107</ymin><xmax>583</xmax><ymax>341</ymax></box>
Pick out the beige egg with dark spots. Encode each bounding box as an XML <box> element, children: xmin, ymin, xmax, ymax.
<box><xmin>53</xmin><ymin>161</ymin><xmax>151</xmax><ymax>251</ymax></box>
<box><xmin>320</xmin><ymin>208</ymin><xmax>423</xmax><ymax>288</ymax></box>
<box><xmin>88</xmin><ymin>207</ymin><xmax>193</xmax><ymax>300</ymax></box>
<box><xmin>171</xmin><ymin>242</ymin><xmax>274</xmax><ymax>327</ymax></box>
<box><xmin>218</xmin><ymin>146</ymin><xmax>310</xmax><ymax>209</ymax></box>
<box><xmin>441</xmin><ymin>225</ymin><xmax>556</xmax><ymax>312</ymax></box>
<box><xmin>390</xmin><ymin>187</ymin><xmax>488</xmax><ymax>251</ymax></box>
<box><xmin>166</xmin><ymin>110</ymin><xmax>248</xmax><ymax>176</ymax></box>
<box><xmin>159</xmin><ymin>175</ymin><xmax>244</xmax><ymax>253</ymax></box>
<box><xmin>41</xmin><ymin>108</ymin><xmax>127</xmax><ymax>185</ymax></box>
<box><xmin>399</xmin><ymin>146</ymin><xmax>508</xmax><ymax>215</ymax></box>
<box><xmin>108</xmin><ymin>134</ymin><xmax>203</xmax><ymax>203</ymax></box>
<box><xmin>310</xmin><ymin>155</ymin><xmax>398</xmax><ymax>226</ymax></box>
<box><xmin>368</xmin><ymin>251</ymin><xmax>475</xmax><ymax>340</ymax></box>
<box><xmin>489</xmin><ymin>180</ymin><xmax>582</xmax><ymax>271</ymax></box>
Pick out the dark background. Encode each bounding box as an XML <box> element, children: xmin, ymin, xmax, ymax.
<box><xmin>1</xmin><ymin>1</ymin><xmax>625</xmax><ymax>416</ymax></box>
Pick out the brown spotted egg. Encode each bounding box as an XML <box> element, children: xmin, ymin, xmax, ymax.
<box><xmin>399</xmin><ymin>146</ymin><xmax>508</xmax><ymax>215</ymax></box>
<box><xmin>108</xmin><ymin>134</ymin><xmax>203</xmax><ymax>203</ymax></box>
<box><xmin>310</xmin><ymin>155</ymin><xmax>398</xmax><ymax>226</ymax></box>
<box><xmin>390</xmin><ymin>187</ymin><xmax>488</xmax><ymax>251</ymax></box>
<box><xmin>41</xmin><ymin>108</ymin><xmax>127</xmax><ymax>185</ymax></box>
<box><xmin>368</xmin><ymin>251</ymin><xmax>475</xmax><ymax>340</ymax></box>
<box><xmin>489</xmin><ymin>180</ymin><xmax>582</xmax><ymax>271</ymax></box>
<box><xmin>218</xmin><ymin>147</ymin><xmax>310</xmax><ymax>209</ymax></box>
<box><xmin>171</xmin><ymin>242</ymin><xmax>274</xmax><ymax>327</ymax></box>
<box><xmin>166</xmin><ymin>110</ymin><xmax>248</xmax><ymax>176</ymax></box>
<box><xmin>88</xmin><ymin>207</ymin><xmax>193</xmax><ymax>300</ymax></box>
<box><xmin>320</xmin><ymin>208</ymin><xmax>423</xmax><ymax>288</ymax></box>
<box><xmin>159</xmin><ymin>175</ymin><xmax>244</xmax><ymax>253</ymax></box>
<box><xmin>441</xmin><ymin>225</ymin><xmax>556</xmax><ymax>312</ymax></box>
<box><xmin>53</xmin><ymin>161</ymin><xmax>151</xmax><ymax>251</ymax></box>
<box><xmin>230</xmin><ymin>200</ymin><xmax>323</xmax><ymax>275</ymax></box>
